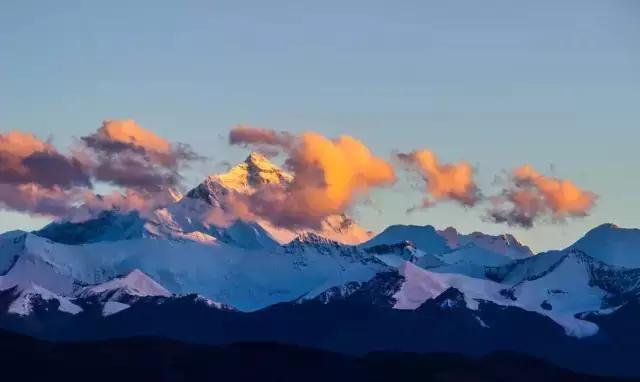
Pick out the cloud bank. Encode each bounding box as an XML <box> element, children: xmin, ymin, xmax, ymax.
<box><xmin>0</xmin><ymin>120</ymin><xmax>200</xmax><ymax>218</ymax></box>
<box><xmin>0</xmin><ymin>131</ymin><xmax>90</xmax><ymax>189</ymax></box>
<box><xmin>0</xmin><ymin>121</ymin><xmax>597</xmax><ymax>231</ymax></box>
<box><xmin>80</xmin><ymin>120</ymin><xmax>202</xmax><ymax>191</ymax></box>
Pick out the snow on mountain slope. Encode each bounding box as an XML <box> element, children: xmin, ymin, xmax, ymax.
<box><xmin>363</xmin><ymin>241</ymin><xmax>443</xmax><ymax>269</ymax></box>
<box><xmin>391</xmin><ymin>262</ymin><xmax>598</xmax><ymax>337</ymax></box>
<box><xmin>318</xmin><ymin>214</ymin><xmax>373</xmax><ymax>244</ymax></box>
<box><xmin>438</xmin><ymin>244</ymin><xmax>515</xmax><ymax>267</ymax></box>
<box><xmin>503</xmin><ymin>252</ymin><xmax>608</xmax><ymax>316</ymax></box>
<box><xmin>303</xmin><ymin>259</ymin><xmax>599</xmax><ymax>337</ymax></box>
<box><xmin>363</xmin><ymin>225</ymin><xmax>450</xmax><ymax>254</ymax></box>
<box><xmin>485</xmin><ymin>250</ymin><xmax>568</xmax><ymax>285</ymax></box>
<box><xmin>392</xmin><ymin>262</ymin><xmax>508</xmax><ymax>311</ymax></box>
<box><xmin>568</xmin><ymin>224</ymin><xmax>640</xmax><ymax>268</ymax></box>
<box><xmin>219</xmin><ymin>220</ymin><xmax>280</xmax><ymax>250</ymax></box>
<box><xmin>35</xmin><ymin>211</ymin><xmax>150</xmax><ymax>245</ymax></box>
<box><xmin>101</xmin><ymin>301</ymin><xmax>130</xmax><ymax>316</ymax></box>
<box><xmin>439</xmin><ymin>227</ymin><xmax>533</xmax><ymax>259</ymax></box>
<box><xmin>79</xmin><ymin>269</ymin><xmax>171</xmax><ymax>300</ymax></box>
<box><xmin>490</xmin><ymin>248</ymin><xmax>640</xmax><ymax>307</ymax></box>
<box><xmin>30</xmin><ymin>152</ymin><xmax>372</xmax><ymax>248</ymax></box>
<box><xmin>0</xmin><ymin>283</ymin><xmax>82</xmax><ymax>316</ymax></box>
<box><xmin>188</xmin><ymin>152</ymin><xmax>293</xmax><ymax>200</ymax></box>
<box><xmin>0</xmin><ymin>235</ymin><xmax>81</xmax><ymax>296</ymax></box>
<box><xmin>0</xmin><ymin>230</ymin><xmax>28</xmax><ymax>275</ymax></box>
<box><xmin>73</xmin><ymin>269</ymin><xmax>237</xmax><ymax>317</ymax></box>
<box><xmin>0</xmin><ymin>232</ymin><xmax>387</xmax><ymax>312</ymax></box>
<box><xmin>182</xmin><ymin>152</ymin><xmax>373</xmax><ymax>245</ymax></box>
<box><xmin>363</xmin><ymin>225</ymin><xmax>532</xmax><ymax>267</ymax></box>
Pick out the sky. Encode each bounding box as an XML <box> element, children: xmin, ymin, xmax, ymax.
<box><xmin>1</xmin><ymin>0</ymin><xmax>639</xmax><ymax>251</ymax></box>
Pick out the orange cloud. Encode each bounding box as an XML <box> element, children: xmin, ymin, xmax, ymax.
<box><xmin>488</xmin><ymin>165</ymin><xmax>596</xmax><ymax>228</ymax></box>
<box><xmin>98</xmin><ymin>119</ymin><xmax>170</xmax><ymax>152</ymax></box>
<box><xmin>397</xmin><ymin>149</ymin><xmax>480</xmax><ymax>208</ymax></box>
<box><xmin>0</xmin><ymin>131</ymin><xmax>51</xmax><ymax>158</ymax></box>
<box><xmin>80</xmin><ymin>120</ymin><xmax>202</xmax><ymax>191</ymax></box>
<box><xmin>514</xmin><ymin>165</ymin><xmax>595</xmax><ymax>216</ymax></box>
<box><xmin>0</xmin><ymin>122</ymin><xmax>203</xmax><ymax>218</ymax></box>
<box><xmin>0</xmin><ymin>131</ymin><xmax>90</xmax><ymax>189</ymax></box>
<box><xmin>229</xmin><ymin>126</ymin><xmax>396</xmax><ymax>229</ymax></box>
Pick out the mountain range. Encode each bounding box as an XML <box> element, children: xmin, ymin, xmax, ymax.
<box><xmin>1</xmin><ymin>152</ymin><xmax>639</xmax><ymax>377</ymax></box>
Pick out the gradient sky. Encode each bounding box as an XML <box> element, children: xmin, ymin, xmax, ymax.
<box><xmin>1</xmin><ymin>0</ymin><xmax>639</xmax><ymax>251</ymax></box>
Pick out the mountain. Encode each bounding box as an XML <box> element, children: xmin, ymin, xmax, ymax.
<box><xmin>187</xmin><ymin>151</ymin><xmax>294</xmax><ymax>203</ymax></box>
<box><xmin>1</xmin><ymin>262</ymin><xmax>636</xmax><ymax>377</ymax></box>
<box><xmin>3</xmin><ymin>154</ymin><xmax>640</xmax><ymax>377</ymax></box>
<box><xmin>568</xmin><ymin>224</ymin><xmax>640</xmax><ymax>268</ymax></box>
<box><xmin>34</xmin><ymin>153</ymin><xmax>373</xmax><ymax>247</ymax></box>
<box><xmin>364</xmin><ymin>241</ymin><xmax>444</xmax><ymax>269</ymax></box>
<box><xmin>0</xmin><ymin>283</ymin><xmax>82</xmax><ymax>316</ymax></box>
<box><xmin>35</xmin><ymin>211</ymin><xmax>149</xmax><ymax>244</ymax></box>
<box><xmin>363</xmin><ymin>225</ymin><xmax>532</xmax><ymax>266</ymax></box>
<box><xmin>0</xmin><ymin>230</ymin><xmax>387</xmax><ymax>312</ymax></box>
<box><xmin>363</xmin><ymin>225</ymin><xmax>450</xmax><ymax>254</ymax></box>
<box><xmin>3</xmin><ymin>220</ymin><xmax>640</xmax><ymax>376</ymax></box>
<box><xmin>78</xmin><ymin>269</ymin><xmax>172</xmax><ymax>301</ymax></box>
<box><xmin>439</xmin><ymin>227</ymin><xmax>533</xmax><ymax>260</ymax></box>
<box><xmin>182</xmin><ymin>152</ymin><xmax>373</xmax><ymax>244</ymax></box>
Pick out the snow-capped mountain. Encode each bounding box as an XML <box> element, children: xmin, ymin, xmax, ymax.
<box><xmin>78</xmin><ymin>269</ymin><xmax>172</xmax><ymax>301</ymax></box>
<box><xmin>363</xmin><ymin>224</ymin><xmax>533</xmax><ymax>264</ymax></box>
<box><xmin>363</xmin><ymin>225</ymin><xmax>450</xmax><ymax>254</ymax></box>
<box><xmin>2</xmin><ymin>153</ymin><xmax>640</xmax><ymax>376</ymax></box>
<box><xmin>35</xmin><ymin>153</ymin><xmax>373</xmax><ymax>248</ymax></box>
<box><xmin>187</xmin><ymin>151</ymin><xmax>294</xmax><ymax>203</ymax></box>
<box><xmin>0</xmin><ymin>229</ymin><xmax>387</xmax><ymax>312</ymax></box>
<box><xmin>567</xmin><ymin>223</ymin><xmax>640</xmax><ymax>268</ymax></box>
<box><xmin>10</xmin><ymin>194</ymin><xmax>640</xmax><ymax>339</ymax></box>
<box><xmin>439</xmin><ymin>227</ymin><xmax>533</xmax><ymax>260</ymax></box>
<box><xmin>0</xmin><ymin>283</ymin><xmax>82</xmax><ymax>316</ymax></box>
<box><xmin>35</xmin><ymin>211</ymin><xmax>149</xmax><ymax>245</ymax></box>
<box><xmin>180</xmin><ymin>152</ymin><xmax>373</xmax><ymax>244</ymax></box>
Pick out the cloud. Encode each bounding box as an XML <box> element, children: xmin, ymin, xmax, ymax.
<box><xmin>84</xmin><ymin>188</ymin><xmax>176</xmax><ymax>215</ymax></box>
<box><xmin>229</xmin><ymin>126</ymin><xmax>396</xmax><ymax>229</ymax></box>
<box><xmin>229</xmin><ymin>125</ymin><xmax>295</xmax><ymax>157</ymax></box>
<box><xmin>0</xmin><ymin>131</ymin><xmax>91</xmax><ymax>189</ymax></box>
<box><xmin>80</xmin><ymin>120</ymin><xmax>202</xmax><ymax>191</ymax></box>
<box><xmin>0</xmin><ymin>183</ymin><xmax>81</xmax><ymax>217</ymax></box>
<box><xmin>229</xmin><ymin>125</ymin><xmax>295</xmax><ymax>148</ymax></box>
<box><xmin>0</xmin><ymin>121</ymin><xmax>203</xmax><ymax>218</ymax></box>
<box><xmin>487</xmin><ymin>165</ymin><xmax>596</xmax><ymax>228</ymax></box>
<box><xmin>396</xmin><ymin>149</ymin><xmax>480</xmax><ymax>208</ymax></box>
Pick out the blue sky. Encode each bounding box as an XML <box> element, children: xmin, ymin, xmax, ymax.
<box><xmin>1</xmin><ymin>0</ymin><xmax>639</xmax><ymax>251</ymax></box>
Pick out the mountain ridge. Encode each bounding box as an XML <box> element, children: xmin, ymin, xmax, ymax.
<box><xmin>1</xmin><ymin>153</ymin><xmax>640</xmax><ymax>377</ymax></box>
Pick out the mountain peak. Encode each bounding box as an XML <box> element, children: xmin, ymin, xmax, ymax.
<box><xmin>209</xmin><ymin>152</ymin><xmax>292</xmax><ymax>193</ymax></box>
<box><xmin>291</xmin><ymin>232</ymin><xmax>339</xmax><ymax>246</ymax></box>
<box><xmin>81</xmin><ymin>269</ymin><xmax>171</xmax><ymax>299</ymax></box>
<box><xmin>568</xmin><ymin>223</ymin><xmax>640</xmax><ymax>268</ymax></box>
<box><xmin>185</xmin><ymin>152</ymin><xmax>292</xmax><ymax>205</ymax></box>
<box><xmin>590</xmin><ymin>223</ymin><xmax>621</xmax><ymax>232</ymax></box>
<box><xmin>244</xmin><ymin>151</ymin><xmax>274</xmax><ymax>168</ymax></box>
<box><xmin>364</xmin><ymin>224</ymin><xmax>449</xmax><ymax>254</ymax></box>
